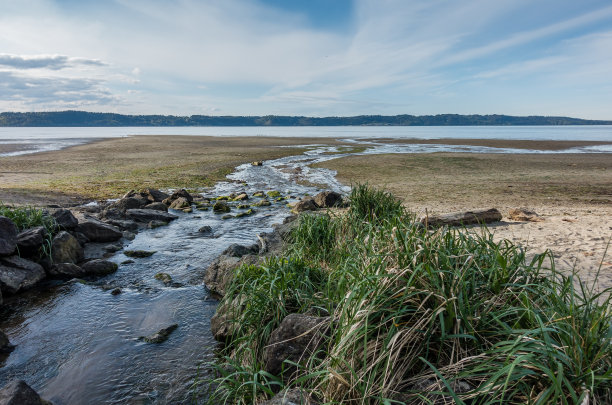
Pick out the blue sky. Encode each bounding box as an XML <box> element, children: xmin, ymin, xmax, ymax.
<box><xmin>1</xmin><ymin>0</ymin><xmax>611</xmax><ymax>119</ymax></box>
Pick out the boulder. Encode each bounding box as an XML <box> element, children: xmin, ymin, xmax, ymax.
<box><xmin>125</xmin><ymin>209</ymin><xmax>178</xmax><ymax>223</ymax></box>
<box><xmin>204</xmin><ymin>254</ymin><xmax>259</xmax><ymax>297</ymax></box>
<box><xmin>77</xmin><ymin>220</ymin><xmax>123</xmax><ymax>242</ymax></box>
<box><xmin>421</xmin><ymin>208</ymin><xmax>503</xmax><ymax>228</ymax></box>
<box><xmin>99</xmin><ymin>208</ymin><xmax>126</xmax><ymax>221</ymax></box>
<box><xmin>124</xmin><ymin>250</ymin><xmax>156</xmax><ymax>258</ymax></box>
<box><xmin>143</xmin><ymin>202</ymin><xmax>168</xmax><ymax>212</ymax></box>
<box><xmin>0</xmin><ymin>330</ymin><xmax>14</xmax><ymax>354</ymax></box>
<box><xmin>222</xmin><ymin>243</ymin><xmax>259</xmax><ymax>258</ymax></box>
<box><xmin>233</xmin><ymin>193</ymin><xmax>248</xmax><ymax>201</ymax></box>
<box><xmin>142</xmin><ymin>188</ymin><xmax>169</xmax><ymax>203</ymax></box>
<box><xmin>168</xmin><ymin>197</ymin><xmax>191</xmax><ymax>210</ymax></box>
<box><xmin>108</xmin><ymin>196</ymin><xmax>147</xmax><ymax>212</ymax></box>
<box><xmin>147</xmin><ymin>220</ymin><xmax>168</xmax><ymax>229</ymax></box>
<box><xmin>154</xmin><ymin>272</ymin><xmax>172</xmax><ymax>284</ymax></box>
<box><xmin>71</xmin><ymin>231</ymin><xmax>89</xmax><ymax>246</ymax></box>
<box><xmin>0</xmin><ymin>380</ymin><xmax>48</xmax><ymax>405</ymax></box>
<box><xmin>0</xmin><ymin>217</ymin><xmax>18</xmax><ymax>256</ymax></box>
<box><xmin>79</xmin><ymin>259</ymin><xmax>118</xmax><ymax>276</ymax></box>
<box><xmin>162</xmin><ymin>189</ymin><xmax>193</xmax><ymax>205</ymax></box>
<box><xmin>291</xmin><ymin>199</ymin><xmax>317</xmax><ymax>214</ymax></box>
<box><xmin>210</xmin><ymin>294</ymin><xmax>247</xmax><ymax>341</ymax></box>
<box><xmin>52</xmin><ymin>208</ymin><xmax>78</xmax><ymax>230</ymax></box>
<box><xmin>508</xmin><ymin>208</ymin><xmax>543</xmax><ymax>222</ymax></box>
<box><xmin>260</xmin><ymin>388</ymin><xmax>318</xmax><ymax>405</ymax></box>
<box><xmin>252</xmin><ymin>161</ymin><xmax>263</xmax><ymax>166</ymax></box>
<box><xmin>198</xmin><ymin>225</ymin><xmax>213</xmax><ymax>235</ymax></box>
<box><xmin>313</xmin><ymin>191</ymin><xmax>342</xmax><ymax>208</ymax></box>
<box><xmin>16</xmin><ymin>227</ymin><xmax>47</xmax><ymax>257</ymax></box>
<box><xmin>139</xmin><ymin>324</ymin><xmax>178</xmax><ymax>344</ymax></box>
<box><xmin>0</xmin><ymin>256</ymin><xmax>46</xmax><ymax>294</ymax></box>
<box><xmin>105</xmin><ymin>219</ymin><xmax>139</xmax><ymax>232</ymax></box>
<box><xmin>51</xmin><ymin>231</ymin><xmax>83</xmax><ymax>264</ymax></box>
<box><xmin>212</xmin><ymin>201</ymin><xmax>230</xmax><ymax>213</ymax></box>
<box><xmin>49</xmin><ymin>263</ymin><xmax>84</xmax><ymax>279</ymax></box>
<box><xmin>264</xmin><ymin>314</ymin><xmax>331</xmax><ymax>379</ymax></box>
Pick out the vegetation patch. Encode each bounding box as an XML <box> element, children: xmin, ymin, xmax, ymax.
<box><xmin>206</xmin><ymin>184</ymin><xmax>612</xmax><ymax>404</ymax></box>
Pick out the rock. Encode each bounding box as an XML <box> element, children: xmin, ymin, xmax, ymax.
<box><xmin>235</xmin><ymin>209</ymin><xmax>254</xmax><ymax>218</ymax></box>
<box><xmin>143</xmin><ymin>202</ymin><xmax>168</xmax><ymax>212</ymax></box>
<box><xmin>82</xmin><ymin>243</ymin><xmax>110</xmax><ymax>261</ymax></box>
<box><xmin>121</xmin><ymin>259</ymin><xmax>135</xmax><ymax>265</ymax></box>
<box><xmin>236</xmin><ymin>204</ymin><xmax>250</xmax><ymax>209</ymax></box>
<box><xmin>148</xmin><ymin>220</ymin><xmax>168</xmax><ymax>229</ymax></box>
<box><xmin>264</xmin><ymin>314</ymin><xmax>331</xmax><ymax>379</ymax></box>
<box><xmin>125</xmin><ymin>209</ymin><xmax>178</xmax><ymax>223</ymax></box>
<box><xmin>0</xmin><ymin>256</ymin><xmax>46</xmax><ymax>294</ymax></box>
<box><xmin>49</xmin><ymin>263</ymin><xmax>84</xmax><ymax>278</ymax></box>
<box><xmin>253</xmin><ymin>191</ymin><xmax>265</xmax><ymax>197</ymax></box>
<box><xmin>0</xmin><ymin>217</ymin><xmax>18</xmax><ymax>256</ymax></box>
<box><xmin>213</xmin><ymin>201</ymin><xmax>230</xmax><ymax>213</ymax></box>
<box><xmin>267</xmin><ymin>190</ymin><xmax>281</xmax><ymax>198</ymax></box>
<box><xmin>508</xmin><ymin>208</ymin><xmax>543</xmax><ymax>222</ymax></box>
<box><xmin>233</xmin><ymin>193</ymin><xmax>248</xmax><ymax>201</ymax></box>
<box><xmin>110</xmin><ymin>287</ymin><xmax>122</xmax><ymax>295</ymax></box>
<box><xmin>77</xmin><ymin>220</ymin><xmax>123</xmax><ymax>242</ymax></box>
<box><xmin>182</xmin><ymin>207</ymin><xmax>193</xmax><ymax>213</ymax></box>
<box><xmin>79</xmin><ymin>259</ymin><xmax>118</xmax><ymax>276</ymax></box>
<box><xmin>109</xmin><ymin>196</ymin><xmax>147</xmax><ymax>212</ymax></box>
<box><xmin>222</xmin><ymin>243</ymin><xmax>259</xmax><ymax>258</ymax></box>
<box><xmin>154</xmin><ymin>272</ymin><xmax>172</xmax><ymax>284</ymax></box>
<box><xmin>16</xmin><ymin>227</ymin><xmax>47</xmax><ymax>257</ymax></box>
<box><xmin>313</xmin><ymin>191</ymin><xmax>342</xmax><ymax>208</ymax></box>
<box><xmin>422</xmin><ymin>208</ymin><xmax>503</xmax><ymax>228</ymax></box>
<box><xmin>52</xmin><ymin>208</ymin><xmax>78</xmax><ymax>230</ymax></box>
<box><xmin>169</xmin><ymin>197</ymin><xmax>191</xmax><ymax>210</ymax></box>
<box><xmin>0</xmin><ymin>330</ymin><xmax>14</xmax><ymax>354</ymax></box>
<box><xmin>221</xmin><ymin>214</ymin><xmax>233</xmax><ymax>220</ymax></box>
<box><xmin>122</xmin><ymin>231</ymin><xmax>136</xmax><ymax>241</ymax></box>
<box><xmin>124</xmin><ymin>250</ymin><xmax>156</xmax><ymax>258</ymax></box>
<box><xmin>162</xmin><ymin>189</ymin><xmax>193</xmax><ymax>205</ymax></box>
<box><xmin>252</xmin><ymin>161</ymin><xmax>263</xmax><ymax>166</ymax></box>
<box><xmin>260</xmin><ymin>388</ymin><xmax>318</xmax><ymax>405</ymax></box>
<box><xmin>139</xmin><ymin>324</ymin><xmax>178</xmax><ymax>343</ymax></box>
<box><xmin>254</xmin><ymin>200</ymin><xmax>271</xmax><ymax>207</ymax></box>
<box><xmin>104</xmin><ymin>243</ymin><xmax>122</xmax><ymax>253</ymax></box>
<box><xmin>0</xmin><ymin>379</ymin><xmax>48</xmax><ymax>405</ymax></box>
<box><xmin>204</xmin><ymin>254</ymin><xmax>259</xmax><ymax>297</ymax></box>
<box><xmin>51</xmin><ymin>231</ymin><xmax>83</xmax><ymax>264</ymax></box>
<box><xmin>71</xmin><ymin>231</ymin><xmax>89</xmax><ymax>246</ymax></box>
<box><xmin>291</xmin><ymin>199</ymin><xmax>318</xmax><ymax>214</ymax></box>
<box><xmin>105</xmin><ymin>219</ymin><xmax>139</xmax><ymax>232</ymax></box>
<box><xmin>198</xmin><ymin>225</ymin><xmax>213</xmax><ymax>235</ymax></box>
<box><xmin>142</xmin><ymin>188</ymin><xmax>169</xmax><ymax>203</ymax></box>
<box><xmin>210</xmin><ymin>295</ymin><xmax>247</xmax><ymax>341</ymax></box>
<box><xmin>99</xmin><ymin>207</ymin><xmax>125</xmax><ymax>221</ymax></box>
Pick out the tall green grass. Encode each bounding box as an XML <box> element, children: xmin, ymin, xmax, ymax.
<box><xmin>0</xmin><ymin>203</ymin><xmax>57</xmax><ymax>259</ymax></box>
<box><xmin>207</xmin><ymin>185</ymin><xmax>612</xmax><ymax>404</ymax></box>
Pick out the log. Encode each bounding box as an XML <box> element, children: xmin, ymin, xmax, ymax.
<box><xmin>421</xmin><ymin>208</ymin><xmax>502</xmax><ymax>228</ymax></box>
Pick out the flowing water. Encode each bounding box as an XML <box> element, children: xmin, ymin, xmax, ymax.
<box><xmin>0</xmin><ymin>136</ymin><xmax>611</xmax><ymax>404</ymax></box>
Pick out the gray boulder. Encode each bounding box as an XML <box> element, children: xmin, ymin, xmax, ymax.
<box><xmin>125</xmin><ymin>209</ymin><xmax>178</xmax><ymax>223</ymax></box>
<box><xmin>222</xmin><ymin>243</ymin><xmax>259</xmax><ymax>258</ymax></box>
<box><xmin>109</xmin><ymin>197</ymin><xmax>147</xmax><ymax>212</ymax></box>
<box><xmin>0</xmin><ymin>330</ymin><xmax>14</xmax><ymax>354</ymax></box>
<box><xmin>77</xmin><ymin>220</ymin><xmax>122</xmax><ymax>242</ymax></box>
<box><xmin>212</xmin><ymin>201</ymin><xmax>230</xmax><ymax>213</ymax></box>
<box><xmin>80</xmin><ymin>259</ymin><xmax>118</xmax><ymax>276</ymax></box>
<box><xmin>17</xmin><ymin>227</ymin><xmax>47</xmax><ymax>257</ymax></box>
<box><xmin>264</xmin><ymin>314</ymin><xmax>331</xmax><ymax>379</ymax></box>
<box><xmin>0</xmin><ymin>217</ymin><xmax>18</xmax><ymax>256</ymax></box>
<box><xmin>49</xmin><ymin>263</ymin><xmax>84</xmax><ymax>279</ymax></box>
<box><xmin>313</xmin><ymin>191</ymin><xmax>342</xmax><ymax>208</ymax></box>
<box><xmin>105</xmin><ymin>219</ymin><xmax>139</xmax><ymax>232</ymax></box>
<box><xmin>168</xmin><ymin>197</ymin><xmax>191</xmax><ymax>210</ymax></box>
<box><xmin>52</xmin><ymin>209</ymin><xmax>78</xmax><ymax>230</ymax></box>
<box><xmin>0</xmin><ymin>256</ymin><xmax>46</xmax><ymax>294</ymax></box>
<box><xmin>51</xmin><ymin>231</ymin><xmax>83</xmax><ymax>264</ymax></box>
<box><xmin>210</xmin><ymin>294</ymin><xmax>247</xmax><ymax>341</ymax></box>
<box><xmin>0</xmin><ymin>380</ymin><xmax>49</xmax><ymax>405</ymax></box>
<box><xmin>143</xmin><ymin>202</ymin><xmax>168</xmax><ymax>212</ymax></box>
<box><xmin>162</xmin><ymin>189</ymin><xmax>193</xmax><ymax>205</ymax></box>
<box><xmin>204</xmin><ymin>254</ymin><xmax>259</xmax><ymax>297</ymax></box>
<box><xmin>142</xmin><ymin>188</ymin><xmax>169</xmax><ymax>203</ymax></box>
<box><xmin>291</xmin><ymin>199</ymin><xmax>317</xmax><ymax>214</ymax></box>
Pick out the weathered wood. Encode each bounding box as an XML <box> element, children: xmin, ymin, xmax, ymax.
<box><xmin>421</xmin><ymin>208</ymin><xmax>502</xmax><ymax>227</ymax></box>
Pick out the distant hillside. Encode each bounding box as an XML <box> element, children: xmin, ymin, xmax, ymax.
<box><xmin>1</xmin><ymin>111</ymin><xmax>610</xmax><ymax>127</ymax></box>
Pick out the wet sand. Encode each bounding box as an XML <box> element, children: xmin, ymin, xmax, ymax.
<box><xmin>370</xmin><ymin>138</ymin><xmax>612</xmax><ymax>151</ymax></box>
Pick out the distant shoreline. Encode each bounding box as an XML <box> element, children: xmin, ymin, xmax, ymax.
<box><xmin>1</xmin><ymin>111</ymin><xmax>611</xmax><ymax>127</ymax></box>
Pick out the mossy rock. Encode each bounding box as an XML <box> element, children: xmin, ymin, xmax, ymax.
<box><xmin>124</xmin><ymin>250</ymin><xmax>156</xmax><ymax>258</ymax></box>
<box><xmin>213</xmin><ymin>201</ymin><xmax>231</xmax><ymax>213</ymax></box>
<box><xmin>139</xmin><ymin>324</ymin><xmax>178</xmax><ymax>344</ymax></box>
<box><xmin>236</xmin><ymin>204</ymin><xmax>250</xmax><ymax>209</ymax></box>
<box><xmin>235</xmin><ymin>209</ymin><xmax>254</xmax><ymax>218</ymax></box>
<box><xmin>253</xmin><ymin>191</ymin><xmax>265</xmax><ymax>197</ymax></box>
<box><xmin>267</xmin><ymin>190</ymin><xmax>282</xmax><ymax>198</ymax></box>
<box><xmin>154</xmin><ymin>272</ymin><xmax>172</xmax><ymax>284</ymax></box>
<box><xmin>197</xmin><ymin>206</ymin><xmax>209</xmax><ymax>211</ymax></box>
<box><xmin>182</xmin><ymin>207</ymin><xmax>193</xmax><ymax>213</ymax></box>
<box><xmin>121</xmin><ymin>259</ymin><xmax>135</xmax><ymax>264</ymax></box>
<box><xmin>216</xmin><ymin>196</ymin><xmax>229</xmax><ymax>201</ymax></box>
<box><xmin>275</xmin><ymin>197</ymin><xmax>285</xmax><ymax>202</ymax></box>
<box><xmin>222</xmin><ymin>214</ymin><xmax>233</xmax><ymax>220</ymax></box>
<box><xmin>254</xmin><ymin>200</ymin><xmax>271</xmax><ymax>207</ymax></box>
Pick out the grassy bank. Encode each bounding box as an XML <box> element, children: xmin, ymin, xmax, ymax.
<box><xmin>207</xmin><ymin>185</ymin><xmax>612</xmax><ymax>404</ymax></box>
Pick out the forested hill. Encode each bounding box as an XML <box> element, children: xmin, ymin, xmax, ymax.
<box><xmin>1</xmin><ymin>111</ymin><xmax>610</xmax><ymax>126</ymax></box>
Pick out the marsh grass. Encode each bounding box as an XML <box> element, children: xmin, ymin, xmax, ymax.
<box><xmin>207</xmin><ymin>185</ymin><xmax>612</xmax><ymax>404</ymax></box>
<box><xmin>0</xmin><ymin>203</ymin><xmax>57</xmax><ymax>259</ymax></box>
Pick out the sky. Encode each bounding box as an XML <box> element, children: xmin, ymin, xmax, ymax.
<box><xmin>1</xmin><ymin>0</ymin><xmax>612</xmax><ymax>119</ymax></box>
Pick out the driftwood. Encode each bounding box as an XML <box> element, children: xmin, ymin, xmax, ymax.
<box><xmin>421</xmin><ymin>208</ymin><xmax>502</xmax><ymax>228</ymax></box>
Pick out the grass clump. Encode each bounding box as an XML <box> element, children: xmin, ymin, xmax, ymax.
<box><xmin>0</xmin><ymin>203</ymin><xmax>57</xmax><ymax>259</ymax></box>
<box><xmin>207</xmin><ymin>185</ymin><xmax>612</xmax><ymax>404</ymax></box>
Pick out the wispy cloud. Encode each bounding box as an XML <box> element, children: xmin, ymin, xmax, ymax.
<box><xmin>0</xmin><ymin>54</ymin><xmax>106</xmax><ymax>70</ymax></box>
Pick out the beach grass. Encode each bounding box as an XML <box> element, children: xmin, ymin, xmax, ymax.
<box><xmin>206</xmin><ymin>184</ymin><xmax>612</xmax><ymax>404</ymax></box>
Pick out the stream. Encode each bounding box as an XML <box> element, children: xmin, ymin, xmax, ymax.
<box><xmin>0</xmin><ymin>138</ymin><xmax>608</xmax><ymax>404</ymax></box>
